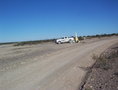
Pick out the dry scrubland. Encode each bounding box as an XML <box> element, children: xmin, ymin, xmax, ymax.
<box><xmin>0</xmin><ymin>36</ymin><xmax>118</xmax><ymax>90</ymax></box>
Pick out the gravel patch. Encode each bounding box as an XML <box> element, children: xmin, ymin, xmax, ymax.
<box><xmin>81</xmin><ymin>43</ymin><xmax>118</xmax><ymax>90</ymax></box>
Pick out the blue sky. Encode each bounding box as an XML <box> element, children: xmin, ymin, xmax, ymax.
<box><xmin>0</xmin><ymin>0</ymin><xmax>118</xmax><ymax>42</ymax></box>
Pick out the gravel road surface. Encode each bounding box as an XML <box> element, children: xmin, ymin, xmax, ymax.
<box><xmin>0</xmin><ymin>37</ymin><xmax>118</xmax><ymax>90</ymax></box>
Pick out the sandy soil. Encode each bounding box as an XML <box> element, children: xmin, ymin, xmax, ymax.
<box><xmin>0</xmin><ymin>36</ymin><xmax>118</xmax><ymax>90</ymax></box>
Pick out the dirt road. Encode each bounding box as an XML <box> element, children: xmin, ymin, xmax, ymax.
<box><xmin>0</xmin><ymin>37</ymin><xmax>118</xmax><ymax>90</ymax></box>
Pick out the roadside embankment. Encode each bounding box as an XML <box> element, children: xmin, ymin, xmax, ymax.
<box><xmin>80</xmin><ymin>43</ymin><xmax>118</xmax><ymax>90</ymax></box>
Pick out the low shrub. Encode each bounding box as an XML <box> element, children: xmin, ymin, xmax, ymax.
<box><xmin>92</xmin><ymin>49</ymin><xmax>118</xmax><ymax>70</ymax></box>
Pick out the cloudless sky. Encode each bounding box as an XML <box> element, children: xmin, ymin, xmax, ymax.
<box><xmin>0</xmin><ymin>0</ymin><xmax>118</xmax><ymax>42</ymax></box>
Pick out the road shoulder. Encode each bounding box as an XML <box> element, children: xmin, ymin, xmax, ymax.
<box><xmin>80</xmin><ymin>43</ymin><xmax>118</xmax><ymax>90</ymax></box>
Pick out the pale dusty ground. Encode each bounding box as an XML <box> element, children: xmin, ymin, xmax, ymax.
<box><xmin>0</xmin><ymin>36</ymin><xmax>118</xmax><ymax>90</ymax></box>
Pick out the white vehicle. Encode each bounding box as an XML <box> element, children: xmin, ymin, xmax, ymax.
<box><xmin>55</xmin><ymin>37</ymin><xmax>75</xmax><ymax>44</ymax></box>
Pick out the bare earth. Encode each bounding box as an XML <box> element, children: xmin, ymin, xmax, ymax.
<box><xmin>0</xmin><ymin>36</ymin><xmax>118</xmax><ymax>90</ymax></box>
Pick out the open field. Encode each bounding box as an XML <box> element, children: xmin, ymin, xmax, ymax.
<box><xmin>0</xmin><ymin>36</ymin><xmax>118</xmax><ymax>90</ymax></box>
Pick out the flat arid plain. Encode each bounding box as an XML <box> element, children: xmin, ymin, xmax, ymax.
<box><xmin>0</xmin><ymin>36</ymin><xmax>118</xmax><ymax>90</ymax></box>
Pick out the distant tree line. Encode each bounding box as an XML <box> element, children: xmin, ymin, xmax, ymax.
<box><xmin>13</xmin><ymin>39</ymin><xmax>55</xmax><ymax>46</ymax></box>
<box><xmin>0</xmin><ymin>33</ymin><xmax>118</xmax><ymax>46</ymax></box>
<box><xmin>78</xmin><ymin>33</ymin><xmax>118</xmax><ymax>40</ymax></box>
<box><xmin>0</xmin><ymin>42</ymin><xmax>17</xmax><ymax>45</ymax></box>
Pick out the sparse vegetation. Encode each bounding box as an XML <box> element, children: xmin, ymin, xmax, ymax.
<box><xmin>92</xmin><ymin>49</ymin><xmax>118</xmax><ymax>70</ymax></box>
<box><xmin>78</xmin><ymin>36</ymin><xmax>85</xmax><ymax>40</ymax></box>
<box><xmin>0</xmin><ymin>42</ymin><xmax>17</xmax><ymax>45</ymax></box>
<box><xmin>0</xmin><ymin>33</ymin><xmax>118</xmax><ymax>46</ymax></box>
<box><xmin>82</xmin><ymin>43</ymin><xmax>118</xmax><ymax>90</ymax></box>
<box><xmin>85</xmin><ymin>33</ymin><xmax>118</xmax><ymax>39</ymax></box>
<box><xmin>78</xmin><ymin>33</ymin><xmax>118</xmax><ymax>40</ymax></box>
<box><xmin>13</xmin><ymin>39</ymin><xmax>55</xmax><ymax>46</ymax></box>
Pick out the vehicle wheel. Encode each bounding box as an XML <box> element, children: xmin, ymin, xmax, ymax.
<box><xmin>69</xmin><ymin>40</ymin><xmax>73</xmax><ymax>44</ymax></box>
<box><xmin>58</xmin><ymin>41</ymin><xmax>61</xmax><ymax>44</ymax></box>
